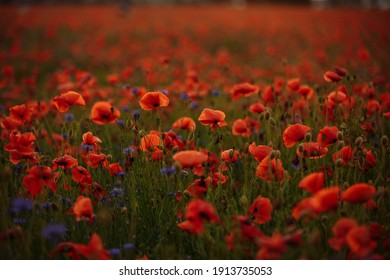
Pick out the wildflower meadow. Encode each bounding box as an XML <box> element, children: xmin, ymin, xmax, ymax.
<box><xmin>0</xmin><ymin>3</ymin><xmax>389</xmax><ymax>261</ymax></box>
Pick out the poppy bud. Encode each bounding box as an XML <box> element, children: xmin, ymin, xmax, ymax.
<box><xmin>304</xmin><ymin>132</ymin><xmax>312</xmax><ymax>142</ymax></box>
<box><xmin>298</xmin><ymin>143</ymin><xmax>305</xmax><ymax>153</ymax></box>
<box><xmin>368</xmin><ymin>180</ymin><xmax>373</xmax><ymax>185</ymax></box>
<box><xmin>244</xmin><ymin>142</ymin><xmax>250</xmax><ymax>153</ymax></box>
<box><xmin>337</xmin><ymin>131</ymin><xmax>344</xmax><ymax>140</ymax></box>
<box><xmin>335</xmin><ymin>158</ymin><xmax>344</xmax><ymax>168</ymax></box>
<box><xmin>381</xmin><ymin>135</ymin><xmax>389</xmax><ymax>147</ymax></box>
<box><xmin>268</xmin><ymin>117</ymin><xmax>276</xmax><ymax>126</ymax></box>
<box><xmin>343</xmin><ymin>182</ymin><xmax>349</xmax><ymax>190</ymax></box>
<box><xmin>183</xmin><ymin>190</ymin><xmax>191</xmax><ymax>199</ymax></box>
<box><xmin>172</xmin><ymin>146</ymin><xmax>179</xmax><ymax>153</ymax></box>
<box><xmin>106</xmin><ymin>154</ymin><xmax>112</xmax><ymax>161</ymax></box>
<box><xmin>239</xmin><ymin>195</ymin><xmax>248</xmax><ymax>207</ymax></box>
<box><xmin>121</xmin><ymin>207</ymin><xmax>127</xmax><ymax>214</ymax></box>
<box><xmin>336</xmin><ymin>141</ymin><xmax>345</xmax><ymax>150</ymax></box>
<box><xmin>354</xmin><ymin>137</ymin><xmax>364</xmax><ymax>147</ymax></box>
<box><xmin>173</xmin><ymin>161</ymin><xmax>182</xmax><ymax>171</ymax></box>
<box><xmin>139</xmin><ymin>130</ymin><xmax>146</xmax><ymax>138</ymax></box>
<box><xmin>264</xmin><ymin>111</ymin><xmax>271</xmax><ymax>120</ymax></box>
<box><xmin>229</xmin><ymin>149</ymin><xmax>235</xmax><ymax>159</ymax></box>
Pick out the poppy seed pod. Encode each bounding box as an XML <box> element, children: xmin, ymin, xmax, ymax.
<box><xmin>354</xmin><ymin>137</ymin><xmax>364</xmax><ymax>147</ymax></box>
<box><xmin>336</xmin><ymin>141</ymin><xmax>345</xmax><ymax>150</ymax></box>
<box><xmin>268</xmin><ymin>117</ymin><xmax>277</xmax><ymax>126</ymax></box>
<box><xmin>337</xmin><ymin>131</ymin><xmax>344</xmax><ymax>141</ymax></box>
<box><xmin>304</xmin><ymin>132</ymin><xmax>312</xmax><ymax>142</ymax></box>
<box><xmin>335</xmin><ymin>158</ymin><xmax>344</xmax><ymax>168</ymax></box>
<box><xmin>381</xmin><ymin>135</ymin><xmax>389</xmax><ymax>147</ymax></box>
<box><xmin>239</xmin><ymin>195</ymin><xmax>248</xmax><ymax>207</ymax></box>
<box><xmin>298</xmin><ymin>143</ymin><xmax>305</xmax><ymax>153</ymax></box>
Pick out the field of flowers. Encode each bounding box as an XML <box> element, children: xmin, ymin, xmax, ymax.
<box><xmin>0</xmin><ymin>4</ymin><xmax>389</xmax><ymax>260</ymax></box>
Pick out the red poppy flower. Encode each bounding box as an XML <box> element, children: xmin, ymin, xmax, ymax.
<box><xmin>332</xmin><ymin>145</ymin><xmax>353</xmax><ymax>166</ymax></box>
<box><xmin>140</xmin><ymin>133</ymin><xmax>163</xmax><ymax>160</ymax></box>
<box><xmin>172</xmin><ymin>117</ymin><xmax>196</xmax><ymax>131</ymax></box>
<box><xmin>297</xmin><ymin>142</ymin><xmax>328</xmax><ymax>159</ymax></box>
<box><xmin>23</xmin><ymin>165</ymin><xmax>57</xmax><ymax>197</ymax></box>
<box><xmin>311</xmin><ymin>186</ymin><xmax>340</xmax><ymax>213</ymax></box>
<box><xmin>341</xmin><ymin>183</ymin><xmax>376</xmax><ymax>203</ymax></box>
<box><xmin>52</xmin><ymin>155</ymin><xmax>78</xmax><ymax>170</ymax></box>
<box><xmin>359</xmin><ymin>150</ymin><xmax>376</xmax><ymax>171</ymax></box>
<box><xmin>248</xmin><ymin>196</ymin><xmax>272</xmax><ymax>224</ymax></box>
<box><xmin>287</xmin><ymin>78</ymin><xmax>300</xmax><ymax>92</ymax></box>
<box><xmin>297</xmin><ymin>85</ymin><xmax>314</xmax><ymax>99</ymax></box>
<box><xmin>346</xmin><ymin>226</ymin><xmax>376</xmax><ymax>258</ymax></box>
<box><xmin>324</xmin><ymin>71</ymin><xmax>342</xmax><ymax>82</ymax></box>
<box><xmin>256</xmin><ymin>156</ymin><xmax>286</xmax><ymax>182</ymax></box>
<box><xmin>334</xmin><ymin>66</ymin><xmax>348</xmax><ymax>77</ymax></box>
<box><xmin>186</xmin><ymin>178</ymin><xmax>210</xmax><ymax>197</ymax></box>
<box><xmin>298</xmin><ymin>172</ymin><xmax>325</xmax><ymax>194</ymax></box>
<box><xmin>173</xmin><ymin>150</ymin><xmax>208</xmax><ymax>168</ymax></box>
<box><xmin>232</xmin><ymin>119</ymin><xmax>251</xmax><ymax>137</ymax></box>
<box><xmin>71</xmin><ymin>166</ymin><xmax>92</xmax><ymax>186</ymax></box>
<box><xmin>1</xmin><ymin>104</ymin><xmax>33</xmax><ymax>129</ymax></box>
<box><xmin>90</xmin><ymin>101</ymin><xmax>120</xmax><ymax>125</ymax></box>
<box><xmin>52</xmin><ymin>233</ymin><xmax>109</xmax><ymax>260</ymax></box>
<box><xmin>328</xmin><ymin>218</ymin><xmax>358</xmax><ymax>251</ymax></box>
<box><xmin>256</xmin><ymin>233</ymin><xmax>286</xmax><ymax>260</ymax></box>
<box><xmin>52</xmin><ymin>91</ymin><xmax>85</xmax><ymax>112</ymax></box>
<box><xmin>108</xmin><ymin>162</ymin><xmax>123</xmax><ymax>176</ymax></box>
<box><xmin>4</xmin><ymin>131</ymin><xmax>37</xmax><ymax>164</ymax></box>
<box><xmin>82</xmin><ymin>132</ymin><xmax>102</xmax><ymax>146</ymax></box>
<box><xmin>139</xmin><ymin>91</ymin><xmax>169</xmax><ymax>111</ymax></box>
<box><xmin>178</xmin><ymin>199</ymin><xmax>219</xmax><ymax>235</ymax></box>
<box><xmin>249</xmin><ymin>102</ymin><xmax>265</xmax><ymax>114</ymax></box>
<box><xmin>248</xmin><ymin>142</ymin><xmax>273</xmax><ymax>162</ymax></box>
<box><xmin>292</xmin><ymin>197</ymin><xmax>316</xmax><ymax>220</ymax></box>
<box><xmin>198</xmin><ymin>108</ymin><xmax>227</xmax><ymax>130</ymax></box>
<box><xmin>317</xmin><ymin>126</ymin><xmax>339</xmax><ymax>147</ymax></box>
<box><xmin>282</xmin><ymin>124</ymin><xmax>311</xmax><ymax>148</ymax></box>
<box><xmin>163</xmin><ymin>130</ymin><xmax>185</xmax><ymax>150</ymax></box>
<box><xmin>70</xmin><ymin>195</ymin><xmax>94</xmax><ymax>223</ymax></box>
<box><xmin>230</xmin><ymin>82</ymin><xmax>259</xmax><ymax>100</ymax></box>
<box><xmin>221</xmin><ymin>149</ymin><xmax>240</xmax><ymax>163</ymax></box>
<box><xmin>83</xmin><ymin>152</ymin><xmax>109</xmax><ymax>168</ymax></box>
<box><xmin>327</xmin><ymin>90</ymin><xmax>348</xmax><ymax>105</ymax></box>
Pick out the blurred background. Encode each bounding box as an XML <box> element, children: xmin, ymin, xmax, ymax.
<box><xmin>0</xmin><ymin>0</ymin><xmax>389</xmax><ymax>9</ymax></box>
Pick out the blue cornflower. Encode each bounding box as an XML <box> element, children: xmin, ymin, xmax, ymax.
<box><xmin>42</xmin><ymin>223</ymin><xmax>67</xmax><ymax>243</ymax></box>
<box><xmin>123</xmin><ymin>147</ymin><xmax>135</xmax><ymax>154</ymax></box>
<box><xmin>131</xmin><ymin>87</ymin><xmax>139</xmax><ymax>95</ymax></box>
<box><xmin>62</xmin><ymin>133</ymin><xmax>68</xmax><ymax>139</ymax></box>
<box><xmin>81</xmin><ymin>144</ymin><xmax>94</xmax><ymax>151</ymax></box>
<box><xmin>123</xmin><ymin>243</ymin><xmax>135</xmax><ymax>251</ymax></box>
<box><xmin>161</xmin><ymin>166</ymin><xmax>175</xmax><ymax>175</ymax></box>
<box><xmin>64</xmin><ymin>113</ymin><xmax>74</xmax><ymax>122</ymax></box>
<box><xmin>122</xmin><ymin>105</ymin><xmax>129</xmax><ymax>112</ymax></box>
<box><xmin>179</xmin><ymin>93</ymin><xmax>189</xmax><ymax>100</ymax></box>
<box><xmin>110</xmin><ymin>188</ymin><xmax>124</xmax><ymax>197</ymax></box>
<box><xmin>109</xmin><ymin>248</ymin><xmax>121</xmax><ymax>257</ymax></box>
<box><xmin>158</xmin><ymin>89</ymin><xmax>168</xmax><ymax>95</ymax></box>
<box><xmin>116</xmin><ymin>120</ymin><xmax>125</xmax><ymax>128</ymax></box>
<box><xmin>190</xmin><ymin>101</ymin><xmax>198</xmax><ymax>109</ymax></box>
<box><xmin>211</xmin><ymin>89</ymin><xmax>221</xmax><ymax>97</ymax></box>
<box><xmin>11</xmin><ymin>198</ymin><xmax>33</xmax><ymax>214</ymax></box>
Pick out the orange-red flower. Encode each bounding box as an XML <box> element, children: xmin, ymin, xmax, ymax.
<box><xmin>173</xmin><ymin>150</ymin><xmax>208</xmax><ymax>168</ymax></box>
<box><xmin>172</xmin><ymin>117</ymin><xmax>196</xmax><ymax>131</ymax></box>
<box><xmin>282</xmin><ymin>124</ymin><xmax>311</xmax><ymax>148</ymax></box>
<box><xmin>298</xmin><ymin>172</ymin><xmax>325</xmax><ymax>194</ymax></box>
<box><xmin>186</xmin><ymin>178</ymin><xmax>211</xmax><ymax>197</ymax></box>
<box><xmin>256</xmin><ymin>156</ymin><xmax>286</xmax><ymax>182</ymax></box>
<box><xmin>324</xmin><ymin>71</ymin><xmax>342</xmax><ymax>82</ymax></box>
<box><xmin>230</xmin><ymin>82</ymin><xmax>259</xmax><ymax>100</ymax></box>
<box><xmin>70</xmin><ymin>196</ymin><xmax>94</xmax><ymax>223</ymax></box>
<box><xmin>248</xmin><ymin>196</ymin><xmax>272</xmax><ymax>224</ymax></box>
<box><xmin>248</xmin><ymin>142</ymin><xmax>273</xmax><ymax>162</ymax></box>
<box><xmin>198</xmin><ymin>108</ymin><xmax>227</xmax><ymax>130</ymax></box>
<box><xmin>287</xmin><ymin>78</ymin><xmax>300</xmax><ymax>92</ymax></box>
<box><xmin>52</xmin><ymin>233</ymin><xmax>109</xmax><ymax>260</ymax></box>
<box><xmin>346</xmin><ymin>226</ymin><xmax>376</xmax><ymax>258</ymax></box>
<box><xmin>178</xmin><ymin>199</ymin><xmax>219</xmax><ymax>234</ymax></box>
<box><xmin>71</xmin><ymin>166</ymin><xmax>92</xmax><ymax>186</ymax></box>
<box><xmin>1</xmin><ymin>104</ymin><xmax>33</xmax><ymax>129</ymax></box>
<box><xmin>249</xmin><ymin>102</ymin><xmax>265</xmax><ymax>114</ymax></box>
<box><xmin>108</xmin><ymin>162</ymin><xmax>123</xmax><ymax>176</ymax></box>
<box><xmin>4</xmin><ymin>131</ymin><xmax>37</xmax><ymax>164</ymax></box>
<box><xmin>90</xmin><ymin>101</ymin><xmax>120</xmax><ymax>125</ymax></box>
<box><xmin>329</xmin><ymin>218</ymin><xmax>358</xmax><ymax>251</ymax></box>
<box><xmin>341</xmin><ymin>183</ymin><xmax>376</xmax><ymax>203</ymax></box>
<box><xmin>52</xmin><ymin>91</ymin><xmax>85</xmax><ymax>112</ymax></box>
<box><xmin>332</xmin><ymin>145</ymin><xmax>353</xmax><ymax>166</ymax></box>
<box><xmin>221</xmin><ymin>149</ymin><xmax>240</xmax><ymax>163</ymax></box>
<box><xmin>82</xmin><ymin>132</ymin><xmax>102</xmax><ymax>146</ymax></box>
<box><xmin>296</xmin><ymin>142</ymin><xmax>328</xmax><ymax>159</ymax></box>
<box><xmin>232</xmin><ymin>119</ymin><xmax>251</xmax><ymax>137</ymax></box>
<box><xmin>317</xmin><ymin>126</ymin><xmax>339</xmax><ymax>147</ymax></box>
<box><xmin>52</xmin><ymin>155</ymin><xmax>78</xmax><ymax>170</ymax></box>
<box><xmin>139</xmin><ymin>91</ymin><xmax>169</xmax><ymax>111</ymax></box>
<box><xmin>23</xmin><ymin>165</ymin><xmax>57</xmax><ymax>197</ymax></box>
<box><xmin>311</xmin><ymin>186</ymin><xmax>340</xmax><ymax>213</ymax></box>
<box><xmin>140</xmin><ymin>133</ymin><xmax>163</xmax><ymax>160</ymax></box>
